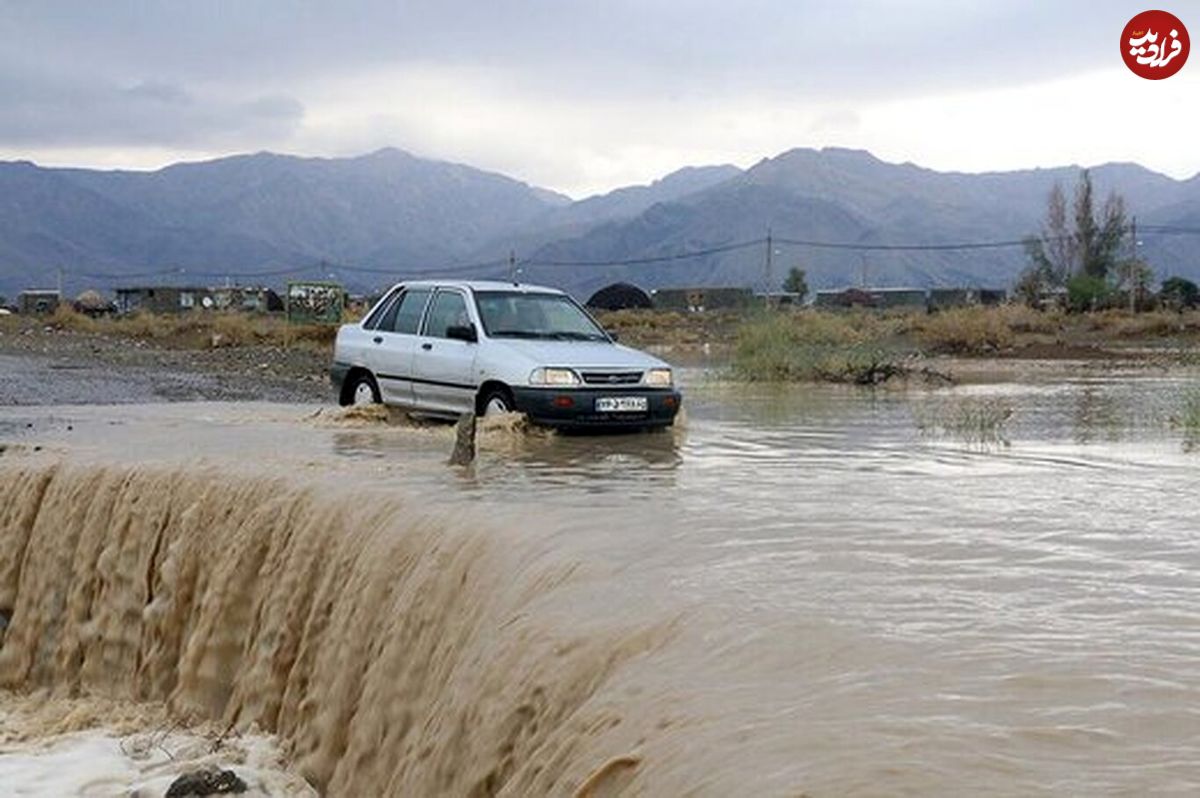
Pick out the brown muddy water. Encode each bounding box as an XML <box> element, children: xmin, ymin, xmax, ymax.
<box><xmin>1</xmin><ymin>364</ymin><xmax>1199</xmax><ymax>796</ymax></box>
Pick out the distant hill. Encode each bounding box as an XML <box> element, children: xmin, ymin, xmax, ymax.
<box><xmin>0</xmin><ymin>148</ymin><xmax>567</xmax><ymax>297</ymax></box>
<box><xmin>515</xmin><ymin>149</ymin><xmax>1200</xmax><ymax>297</ymax></box>
<box><xmin>1</xmin><ymin>146</ymin><xmax>1198</xmax><ymax>302</ymax></box>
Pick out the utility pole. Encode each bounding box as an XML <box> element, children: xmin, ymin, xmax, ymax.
<box><xmin>764</xmin><ymin>228</ymin><xmax>773</xmax><ymax>309</ymax></box>
<box><xmin>1129</xmin><ymin>215</ymin><xmax>1138</xmax><ymax>313</ymax></box>
<box><xmin>56</xmin><ymin>266</ymin><xmax>63</xmax><ymax>297</ymax></box>
<box><xmin>508</xmin><ymin>250</ymin><xmax>517</xmax><ymax>283</ymax></box>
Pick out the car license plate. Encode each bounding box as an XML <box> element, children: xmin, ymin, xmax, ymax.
<box><xmin>595</xmin><ymin>396</ymin><xmax>648</xmax><ymax>413</ymax></box>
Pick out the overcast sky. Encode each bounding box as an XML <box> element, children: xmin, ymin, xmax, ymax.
<box><xmin>1</xmin><ymin>1</ymin><xmax>1196</xmax><ymax>197</ymax></box>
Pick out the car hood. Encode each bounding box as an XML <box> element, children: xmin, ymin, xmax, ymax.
<box><xmin>490</xmin><ymin>339</ymin><xmax>667</xmax><ymax>370</ymax></box>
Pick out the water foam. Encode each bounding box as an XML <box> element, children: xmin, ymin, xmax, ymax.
<box><xmin>0</xmin><ymin>463</ymin><xmax>673</xmax><ymax>795</ymax></box>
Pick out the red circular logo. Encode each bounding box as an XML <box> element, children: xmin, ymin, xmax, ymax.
<box><xmin>1122</xmin><ymin>10</ymin><xmax>1189</xmax><ymax>79</ymax></box>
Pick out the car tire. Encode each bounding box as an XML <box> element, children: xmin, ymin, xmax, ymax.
<box><xmin>479</xmin><ymin>385</ymin><xmax>515</xmax><ymax>417</ymax></box>
<box><xmin>346</xmin><ymin>371</ymin><xmax>381</xmax><ymax>406</ymax></box>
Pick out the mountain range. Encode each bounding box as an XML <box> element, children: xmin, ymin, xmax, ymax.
<box><xmin>2</xmin><ymin>146</ymin><xmax>1198</xmax><ymax>302</ymax></box>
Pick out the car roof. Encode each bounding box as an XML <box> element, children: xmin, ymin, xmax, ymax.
<box><xmin>388</xmin><ymin>279</ymin><xmax>565</xmax><ymax>295</ymax></box>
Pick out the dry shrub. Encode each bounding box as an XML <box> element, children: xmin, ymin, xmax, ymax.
<box><xmin>288</xmin><ymin>323</ymin><xmax>339</xmax><ymax>346</ymax></box>
<box><xmin>39</xmin><ymin>309</ymin><xmax>335</xmax><ymax>351</ymax></box>
<box><xmin>1110</xmin><ymin>310</ymin><xmax>1188</xmax><ymax>338</ymax></box>
<box><xmin>914</xmin><ymin>307</ymin><xmax>1015</xmax><ymax>354</ymax></box>
<box><xmin>999</xmin><ymin>304</ymin><xmax>1062</xmax><ymax>334</ymax></box>
<box><xmin>49</xmin><ymin>304</ymin><xmax>99</xmax><ymax>332</ymax></box>
<box><xmin>593</xmin><ymin>308</ymin><xmax>736</xmax><ymax>346</ymax></box>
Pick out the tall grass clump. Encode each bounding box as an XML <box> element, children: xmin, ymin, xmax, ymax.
<box><xmin>914</xmin><ymin>397</ymin><xmax>1014</xmax><ymax>447</ymax></box>
<box><xmin>732</xmin><ymin>311</ymin><xmax>905</xmax><ymax>384</ymax></box>
<box><xmin>913</xmin><ymin>307</ymin><xmax>1015</xmax><ymax>354</ymax></box>
<box><xmin>1179</xmin><ymin>390</ymin><xmax>1200</xmax><ymax>453</ymax></box>
<box><xmin>49</xmin><ymin>304</ymin><xmax>100</xmax><ymax>332</ymax></box>
<box><xmin>1182</xmin><ymin>391</ymin><xmax>1200</xmax><ymax>433</ymax></box>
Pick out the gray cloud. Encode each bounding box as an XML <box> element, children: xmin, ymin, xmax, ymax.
<box><xmin>0</xmin><ymin>1</ymin><xmax>1186</xmax><ymax>193</ymax></box>
<box><xmin>0</xmin><ymin>67</ymin><xmax>303</xmax><ymax>147</ymax></box>
<box><xmin>3</xmin><ymin>1</ymin><xmax>1138</xmax><ymax>101</ymax></box>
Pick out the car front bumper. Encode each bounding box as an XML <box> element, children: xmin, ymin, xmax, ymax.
<box><xmin>329</xmin><ymin>361</ymin><xmax>351</xmax><ymax>394</ymax></box>
<box><xmin>511</xmin><ymin>386</ymin><xmax>682</xmax><ymax>429</ymax></box>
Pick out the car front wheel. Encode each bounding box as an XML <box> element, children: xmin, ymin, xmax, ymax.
<box><xmin>479</xmin><ymin>385</ymin><xmax>515</xmax><ymax>417</ymax></box>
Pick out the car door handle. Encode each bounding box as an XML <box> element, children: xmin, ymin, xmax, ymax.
<box><xmin>373</xmin><ymin>336</ymin><xmax>383</xmax><ymax>344</ymax></box>
<box><xmin>421</xmin><ymin>342</ymin><xmax>433</xmax><ymax>351</ymax></box>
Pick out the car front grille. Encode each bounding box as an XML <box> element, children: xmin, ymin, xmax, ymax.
<box><xmin>580</xmin><ymin>370</ymin><xmax>643</xmax><ymax>385</ymax></box>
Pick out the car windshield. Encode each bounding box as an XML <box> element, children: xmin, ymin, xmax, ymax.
<box><xmin>473</xmin><ymin>291</ymin><xmax>609</xmax><ymax>341</ymax></box>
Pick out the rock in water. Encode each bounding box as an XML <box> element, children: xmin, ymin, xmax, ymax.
<box><xmin>165</xmin><ymin>768</ymin><xmax>247</xmax><ymax>796</ymax></box>
<box><xmin>449</xmin><ymin>412</ymin><xmax>477</xmax><ymax>465</ymax></box>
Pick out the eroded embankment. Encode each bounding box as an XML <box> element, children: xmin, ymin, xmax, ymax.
<box><xmin>0</xmin><ymin>463</ymin><xmax>673</xmax><ymax>796</ymax></box>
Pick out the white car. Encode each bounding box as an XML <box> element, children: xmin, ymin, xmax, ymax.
<box><xmin>330</xmin><ymin>280</ymin><xmax>681</xmax><ymax>430</ymax></box>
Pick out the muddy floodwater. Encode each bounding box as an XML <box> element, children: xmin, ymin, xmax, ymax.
<box><xmin>1</xmin><ymin>364</ymin><xmax>1199</xmax><ymax>795</ymax></box>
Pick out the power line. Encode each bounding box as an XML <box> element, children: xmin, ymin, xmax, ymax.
<box><xmin>520</xmin><ymin>239</ymin><xmax>762</xmax><ymax>267</ymax></box>
<box><xmin>59</xmin><ymin>225</ymin><xmax>1200</xmax><ymax>286</ymax></box>
<box><xmin>774</xmin><ymin>235</ymin><xmax>1035</xmax><ymax>252</ymax></box>
<box><xmin>1139</xmin><ymin>225</ymin><xmax>1200</xmax><ymax>236</ymax></box>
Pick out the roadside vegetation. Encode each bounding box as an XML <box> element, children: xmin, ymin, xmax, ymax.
<box><xmin>714</xmin><ymin>304</ymin><xmax>1200</xmax><ymax>384</ymax></box>
<box><xmin>731</xmin><ymin>311</ymin><xmax>911</xmax><ymax>384</ymax></box>
<box><xmin>0</xmin><ymin>305</ymin><xmax>346</xmax><ymax>351</ymax></box>
<box><xmin>4</xmin><ymin>299</ymin><xmax>1200</xmax><ymax>388</ymax></box>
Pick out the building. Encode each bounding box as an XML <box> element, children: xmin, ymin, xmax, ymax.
<box><xmin>72</xmin><ymin>290</ymin><xmax>114</xmax><ymax>317</ymax></box>
<box><xmin>814</xmin><ymin>288</ymin><xmax>882</xmax><ymax>309</ymax></box>
<box><xmin>212</xmin><ymin>286</ymin><xmax>283</xmax><ymax>312</ymax></box>
<box><xmin>873</xmin><ymin>288</ymin><xmax>929</xmax><ymax>310</ymax></box>
<box><xmin>114</xmin><ymin>285</ymin><xmax>282</xmax><ymax>315</ymax></box>
<box><xmin>115</xmin><ymin>286</ymin><xmax>216</xmax><ymax>314</ymax></box>
<box><xmin>755</xmin><ymin>291</ymin><xmax>806</xmax><ymax>307</ymax></box>
<box><xmin>651</xmin><ymin>286</ymin><xmax>753</xmax><ymax>312</ymax></box>
<box><xmin>817</xmin><ymin>286</ymin><xmax>1007</xmax><ymax>312</ymax></box>
<box><xmin>18</xmin><ymin>290</ymin><xmax>61</xmax><ymax>315</ymax></box>
<box><xmin>928</xmin><ymin>288</ymin><xmax>1008</xmax><ymax>311</ymax></box>
<box><xmin>586</xmin><ymin>283</ymin><xmax>653</xmax><ymax>311</ymax></box>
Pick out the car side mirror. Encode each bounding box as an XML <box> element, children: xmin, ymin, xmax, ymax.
<box><xmin>608</xmin><ymin>331</ymin><xmax>619</xmax><ymax>342</ymax></box>
<box><xmin>446</xmin><ymin>323</ymin><xmax>478</xmax><ymax>343</ymax></box>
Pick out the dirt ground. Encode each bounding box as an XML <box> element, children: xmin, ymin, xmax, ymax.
<box><xmin>4</xmin><ymin>306</ymin><xmax>1198</xmax><ymax>406</ymax></box>
<box><xmin>0</xmin><ymin>324</ymin><xmax>330</xmax><ymax>405</ymax></box>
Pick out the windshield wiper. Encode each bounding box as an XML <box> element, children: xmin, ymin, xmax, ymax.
<box><xmin>548</xmin><ymin>331</ymin><xmax>607</xmax><ymax>341</ymax></box>
<box><xmin>489</xmin><ymin>329</ymin><xmax>550</xmax><ymax>339</ymax></box>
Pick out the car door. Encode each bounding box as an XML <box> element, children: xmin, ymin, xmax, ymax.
<box><xmin>411</xmin><ymin>288</ymin><xmax>479</xmax><ymax>414</ymax></box>
<box><xmin>365</xmin><ymin>287</ymin><xmax>432</xmax><ymax>406</ymax></box>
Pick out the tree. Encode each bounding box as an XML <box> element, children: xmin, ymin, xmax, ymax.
<box><xmin>1161</xmin><ymin>276</ymin><xmax>1200</xmax><ymax>310</ymax></box>
<box><xmin>1020</xmin><ymin>170</ymin><xmax>1131</xmax><ymax>307</ymax></box>
<box><xmin>783</xmin><ymin>267</ymin><xmax>808</xmax><ymax>301</ymax></box>
<box><xmin>1066</xmin><ymin>274</ymin><xmax>1112</xmax><ymax>313</ymax></box>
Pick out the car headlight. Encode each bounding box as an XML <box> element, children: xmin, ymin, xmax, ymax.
<box><xmin>529</xmin><ymin>367</ymin><xmax>581</xmax><ymax>386</ymax></box>
<box><xmin>644</xmin><ymin>368</ymin><xmax>673</xmax><ymax>387</ymax></box>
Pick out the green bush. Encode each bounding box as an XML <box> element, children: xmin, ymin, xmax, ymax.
<box><xmin>732</xmin><ymin>312</ymin><xmax>905</xmax><ymax>384</ymax></box>
<box><xmin>1161</xmin><ymin>277</ymin><xmax>1200</xmax><ymax>310</ymax></box>
<box><xmin>1066</xmin><ymin>275</ymin><xmax>1114</xmax><ymax>313</ymax></box>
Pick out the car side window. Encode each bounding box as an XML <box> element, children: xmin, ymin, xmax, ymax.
<box><xmin>390</xmin><ymin>289</ymin><xmax>432</xmax><ymax>334</ymax></box>
<box><xmin>423</xmin><ymin>291</ymin><xmax>470</xmax><ymax>338</ymax></box>
<box><xmin>362</xmin><ymin>288</ymin><xmax>401</xmax><ymax>330</ymax></box>
<box><xmin>373</xmin><ymin>292</ymin><xmax>405</xmax><ymax>332</ymax></box>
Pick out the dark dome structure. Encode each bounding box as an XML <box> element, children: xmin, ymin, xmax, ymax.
<box><xmin>585</xmin><ymin>282</ymin><xmax>653</xmax><ymax>311</ymax></box>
